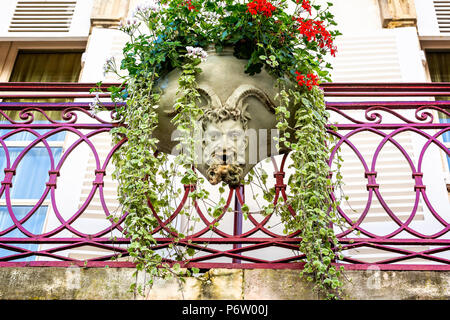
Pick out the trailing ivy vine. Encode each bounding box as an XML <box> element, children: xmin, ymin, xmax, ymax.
<box><xmin>94</xmin><ymin>0</ymin><xmax>346</xmax><ymax>299</ymax></box>
<box><xmin>276</xmin><ymin>86</ymin><xmax>345</xmax><ymax>299</ymax></box>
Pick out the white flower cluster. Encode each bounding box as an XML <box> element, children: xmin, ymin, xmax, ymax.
<box><xmin>131</xmin><ymin>0</ymin><xmax>161</xmax><ymax>17</ymax></box>
<box><xmin>89</xmin><ymin>92</ymin><xmax>102</xmax><ymax>116</ymax></box>
<box><xmin>201</xmin><ymin>11</ymin><xmax>222</xmax><ymax>26</ymax></box>
<box><xmin>216</xmin><ymin>1</ymin><xmax>231</xmax><ymax>17</ymax></box>
<box><xmin>102</xmin><ymin>56</ymin><xmax>116</xmax><ymax>76</ymax></box>
<box><xmin>125</xmin><ymin>18</ymin><xmax>138</xmax><ymax>26</ymax></box>
<box><xmin>186</xmin><ymin>46</ymin><xmax>208</xmax><ymax>62</ymax></box>
<box><xmin>217</xmin><ymin>1</ymin><xmax>227</xmax><ymax>8</ymax></box>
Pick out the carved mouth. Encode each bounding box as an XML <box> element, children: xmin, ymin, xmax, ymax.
<box><xmin>212</xmin><ymin>151</ymin><xmax>236</xmax><ymax>165</ymax></box>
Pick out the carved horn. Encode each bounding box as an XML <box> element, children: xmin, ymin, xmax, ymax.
<box><xmin>224</xmin><ymin>84</ymin><xmax>275</xmax><ymax>113</ymax></box>
<box><xmin>164</xmin><ymin>84</ymin><xmax>222</xmax><ymax>117</ymax></box>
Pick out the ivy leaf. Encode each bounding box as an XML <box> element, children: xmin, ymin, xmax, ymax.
<box><xmin>186</xmin><ymin>248</ymin><xmax>196</xmax><ymax>257</ymax></box>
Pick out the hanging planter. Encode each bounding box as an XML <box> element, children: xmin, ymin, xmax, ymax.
<box><xmin>98</xmin><ymin>0</ymin><xmax>346</xmax><ymax>299</ymax></box>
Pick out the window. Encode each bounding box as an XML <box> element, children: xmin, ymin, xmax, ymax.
<box><xmin>426</xmin><ymin>51</ymin><xmax>450</xmax><ymax>190</ymax></box>
<box><xmin>9</xmin><ymin>51</ymin><xmax>82</xmax><ymax>83</ymax></box>
<box><xmin>0</xmin><ymin>50</ymin><xmax>82</xmax><ymax>261</ymax></box>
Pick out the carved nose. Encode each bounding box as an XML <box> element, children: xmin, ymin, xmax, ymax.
<box><xmin>222</xmin><ymin>154</ymin><xmax>228</xmax><ymax>162</ymax></box>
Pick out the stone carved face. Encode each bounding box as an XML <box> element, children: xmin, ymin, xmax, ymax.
<box><xmin>154</xmin><ymin>52</ymin><xmax>294</xmax><ymax>187</ymax></box>
<box><xmin>202</xmin><ymin>117</ymin><xmax>248</xmax><ymax>187</ymax></box>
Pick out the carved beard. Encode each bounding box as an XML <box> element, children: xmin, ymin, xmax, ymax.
<box><xmin>206</xmin><ymin>163</ymin><xmax>244</xmax><ymax>188</ymax></box>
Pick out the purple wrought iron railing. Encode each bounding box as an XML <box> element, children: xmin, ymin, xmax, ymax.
<box><xmin>0</xmin><ymin>82</ymin><xmax>449</xmax><ymax>270</ymax></box>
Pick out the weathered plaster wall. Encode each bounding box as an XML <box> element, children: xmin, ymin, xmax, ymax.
<box><xmin>0</xmin><ymin>268</ymin><xmax>449</xmax><ymax>300</ymax></box>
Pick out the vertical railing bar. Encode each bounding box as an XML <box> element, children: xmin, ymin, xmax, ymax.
<box><xmin>232</xmin><ymin>185</ymin><xmax>244</xmax><ymax>264</ymax></box>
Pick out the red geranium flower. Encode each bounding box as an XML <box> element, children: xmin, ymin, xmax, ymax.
<box><xmin>297</xmin><ymin>0</ymin><xmax>312</xmax><ymax>15</ymax></box>
<box><xmin>182</xmin><ymin>0</ymin><xmax>195</xmax><ymax>11</ymax></box>
<box><xmin>295</xmin><ymin>71</ymin><xmax>319</xmax><ymax>90</ymax></box>
<box><xmin>247</xmin><ymin>0</ymin><xmax>277</xmax><ymax>18</ymax></box>
<box><xmin>294</xmin><ymin>17</ymin><xmax>336</xmax><ymax>56</ymax></box>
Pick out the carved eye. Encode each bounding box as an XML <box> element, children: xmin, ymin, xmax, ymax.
<box><xmin>228</xmin><ymin>131</ymin><xmax>242</xmax><ymax>141</ymax></box>
<box><xmin>208</xmin><ymin>132</ymin><xmax>221</xmax><ymax>141</ymax></box>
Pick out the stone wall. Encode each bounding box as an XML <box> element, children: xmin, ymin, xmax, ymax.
<box><xmin>0</xmin><ymin>268</ymin><xmax>449</xmax><ymax>300</ymax></box>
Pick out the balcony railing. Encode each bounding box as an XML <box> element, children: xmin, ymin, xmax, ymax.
<box><xmin>0</xmin><ymin>82</ymin><xmax>449</xmax><ymax>270</ymax></box>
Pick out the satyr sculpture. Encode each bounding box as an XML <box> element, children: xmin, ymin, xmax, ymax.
<box><xmin>199</xmin><ymin>105</ymin><xmax>250</xmax><ymax>187</ymax></box>
<box><xmin>154</xmin><ymin>49</ymin><xmax>295</xmax><ymax>187</ymax></box>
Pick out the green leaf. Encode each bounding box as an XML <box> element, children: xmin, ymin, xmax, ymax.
<box><xmin>186</xmin><ymin>248</ymin><xmax>196</xmax><ymax>257</ymax></box>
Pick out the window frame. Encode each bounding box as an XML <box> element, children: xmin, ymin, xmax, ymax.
<box><xmin>0</xmin><ymin>41</ymin><xmax>86</xmax><ymax>82</ymax></box>
<box><xmin>421</xmin><ymin>44</ymin><xmax>450</xmax><ymax>192</ymax></box>
<box><xmin>0</xmin><ymin>42</ymin><xmax>86</xmax><ymax>261</ymax></box>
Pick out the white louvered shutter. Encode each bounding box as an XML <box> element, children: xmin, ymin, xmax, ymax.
<box><xmin>331</xmin><ymin>34</ymin><xmax>402</xmax><ymax>82</ymax></box>
<box><xmin>8</xmin><ymin>0</ymin><xmax>77</xmax><ymax>33</ymax></box>
<box><xmin>329</xmin><ymin>30</ymin><xmax>425</xmax><ymax>221</ymax></box>
<box><xmin>415</xmin><ymin>0</ymin><xmax>450</xmax><ymax>36</ymax></box>
<box><xmin>0</xmin><ymin>0</ymin><xmax>92</xmax><ymax>37</ymax></box>
<box><xmin>327</xmin><ymin>28</ymin><xmax>443</xmax><ymax>263</ymax></box>
<box><xmin>433</xmin><ymin>0</ymin><xmax>450</xmax><ymax>33</ymax></box>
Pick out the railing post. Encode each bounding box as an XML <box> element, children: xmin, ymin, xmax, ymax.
<box><xmin>232</xmin><ymin>184</ymin><xmax>244</xmax><ymax>264</ymax></box>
